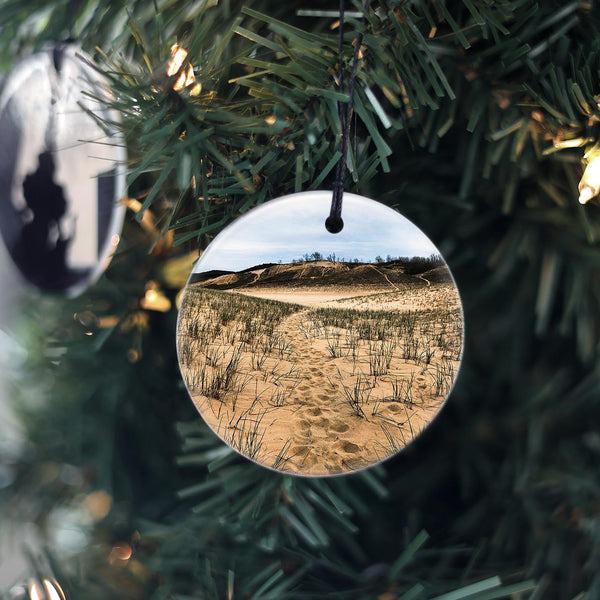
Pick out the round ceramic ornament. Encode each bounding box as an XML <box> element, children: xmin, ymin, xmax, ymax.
<box><xmin>177</xmin><ymin>192</ymin><xmax>464</xmax><ymax>476</ymax></box>
<box><xmin>0</xmin><ymin>44</ymin><xmax>126</xmax><ymax>296</ymax></box>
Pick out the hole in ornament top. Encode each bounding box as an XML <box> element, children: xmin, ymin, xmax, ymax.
<box><xmin>177</xmin><ymin>192</ymin><xmax>464</xmax><ymax>476</ymax></box>
<box><xmin>325</xmin><ymin>215</ymin><xmax>344</xmax><ymax>233</ymax></box>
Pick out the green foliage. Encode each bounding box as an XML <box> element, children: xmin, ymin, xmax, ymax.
<box><xmin>0</xmin><ymin>0</ymin><xmax>226</xmax><ymax>68</ymax></box>
<box><xmin>157</xmin><ymin>424</ymin><xmax>539</xmax><ymax>599</ymax></box>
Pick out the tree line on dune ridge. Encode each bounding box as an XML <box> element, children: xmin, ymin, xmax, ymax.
<box><xmin>289</xmin><ymin>252</ymin><xmax>445</xmax><ymax>272</ymax></box>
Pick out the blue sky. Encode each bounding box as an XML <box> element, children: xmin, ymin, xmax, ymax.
<box><xmin>195</xmin><ymin>192</ymin><xmax>440</xmax><ymax>273</ymax></box>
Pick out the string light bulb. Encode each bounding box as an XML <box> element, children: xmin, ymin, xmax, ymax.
<box><xmin>28</xmin><ymin>582</ymin><xmax>42</xmax><ymax>600</ymax></box>
<box><xmin>578</xmin><ymin>151</ymin><xmax>600</xmax><ymax>204</ymax></box>
<box><xmin>43</xmin><ymin>580</ymin><xmax>66</xmax><ymax>600</ymax></box>
<box><xmin>167</xmin><ymin>44</ymin><xmax>202</xmax><ymax>96</ymax></box>
<box><xmin>140</xmin><ymin>281</ymin><xmax>171</xmax><ymax>312</ymax></box>
<box><xmin>28</xmin><ymin>579</ymin><xmax>66</xmax><ymax>600</ymax></box>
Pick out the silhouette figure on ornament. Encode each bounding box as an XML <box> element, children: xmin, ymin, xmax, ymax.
<box><xmin>15</xmin><ymin>150</ymin><xmax>73</xmax><ymax>289</ymax></box>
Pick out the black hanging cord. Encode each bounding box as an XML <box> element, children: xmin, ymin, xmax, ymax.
<box><xmin>52</xmin><ymin>0</ymin><xmax>80</xmax><ymax>76</ymax></box>
<box><xmin>326</xmin><ymin>0</ymin><xmax>371</xmax><ymax>234</ymax></box>
<box><xmin>66</xmin><ymin>0</ymin><xmax>79</xmax><ymax>42</ymax></box>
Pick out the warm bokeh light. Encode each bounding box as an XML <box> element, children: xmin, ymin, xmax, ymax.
<box><xmin>96</xmin><ymin>316</ymin><xmax>120</xmax><ymax>329</ymax></box>
<box><xmin>127</xmin><ymin>349</ymin><xmax>140</xmax><ymax>363</ymax></box>
<box><xmin>141</xmin><ymin>282</ymin><xmax>172</xmax><ymax>312</ymax></box>
<box><xmin>167</xmin><ymin>44</ymin><xmax>188</xmax><ymax>77</ymax></box>
<box><xmin>43</xmin><ymin>579</ymin><xmax>66</xmax><ymax>600</ymax></box>
<box><xmin>84</xmin><ymin>490</ymin><xmax>113</xmax><ymax>520</ymax></box>
<box><xmin>579</xmin><ymin>154</ymin><xmax>600</xmax><ymax>204</ymax></box>
<box><xmin>167</xmin><ymin>44</ymin><xmax>201</xmax><ymax>94</ymax></box>
<box><xmin>28</xmin><ymin>582</ymin><xmax>43</xmax><ymax>600</ymax></box>
<box><xmin>28</xmin><ymin>579</ymin><xmax>66</xmax><ymax>600</ymax></box>
<box><xmin>109</xmin><ymin>542</ymin><xmax>133</xmax><ymax>563</ymax></box>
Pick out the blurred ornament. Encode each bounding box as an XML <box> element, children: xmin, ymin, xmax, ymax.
<box><xmin>0</xmin><ymin>44</ymin><xmax>126</xmax><ymax>296</ymax></box>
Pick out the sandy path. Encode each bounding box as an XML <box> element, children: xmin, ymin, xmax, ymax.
<box><xmin>366</xmin><ymin>264</ymin><xmax>402</xmax><ymax>291</ymax></box>
<box><xmin>416</xmin><ymin>273</ymin><xmax>431</xmax><ymax>287</ymax></box>
<box><xmin>269</xmin><ymin>311</ymin><xmax>367</xmax><ymax>474</ymax></box>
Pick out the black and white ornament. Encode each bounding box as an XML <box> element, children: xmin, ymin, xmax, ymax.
<box><xmin>177</xmin><ymin>191</ymin><xmax>464</xmax><ymax>476</ymax></box>
<box><xmin>0</xmin><ymin>44</ymin><xmax>126</xmax><ymax>296</ymax></box>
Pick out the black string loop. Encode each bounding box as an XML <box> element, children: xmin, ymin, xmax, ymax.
<box><xmin>327</xmin><ymin>0</ymin><xmax>371</xmax><ymax>234</ymax></box>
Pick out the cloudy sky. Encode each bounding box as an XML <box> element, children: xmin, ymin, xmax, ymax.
<box><xmin>195</xmin><ymin>192</ymin><xmax>440</xmax><ymax>273</ymax></box>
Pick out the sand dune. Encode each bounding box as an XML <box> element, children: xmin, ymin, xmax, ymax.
<box><xmin>178</xmin><ymin>277</ymin><xmax>463</xmax><ymax>476</ymax></box>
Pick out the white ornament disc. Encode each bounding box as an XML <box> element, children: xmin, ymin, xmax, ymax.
<box><xmin>0</xmin><ymin>44</ymin><xmax>126</xmax><ymax>296</ymax></box>
<box><xmin>177</xmin><ymin>192</ymin><xmax>464</xmax><ymax>476</ymax></box>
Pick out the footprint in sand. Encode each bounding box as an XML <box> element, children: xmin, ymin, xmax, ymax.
<box><xmin>310</xmin><ymin>367</ymin><xmax>321</xmax><ymax>375</ymax></box>
<box><xmin>316</xmin><ymin>417</ymin><xmax>330</xmax><ymax>428</ymax></box>
<box><xmin>335</xmin><ymin>440</ymin><xmax>360</xmax><ymax>454</ymax></box>
<box><xmin>325</xmin><ymin>463</ymin><xmax>343</xmax><ymax>474</ymax></box>
<box><xmin>299</xmin><ymin>384</ymin><xmax>311</xmax><ymax>392</ymax></box>
<box><xmin>387</xmin><ymin>404</ymin><xmax>401</xmax><ymax>413</ymax></box>
<box><xmin>317</xmin><ymin>393</ymin><xmax>330</xmax><ymax>401</ymax></box>
<box><xmin>291</xmin><ymin>444</ymin><xmax>310</xmax><ymax>455</ymax></box>
<box><xmin>331</xmin><ymin>420</ymin><xmax>349</xmax><ymax>433</ymax></box>
<box><xmin>301</xmin><ymin>453</ymin><xmax>318</xmax><ymax>468</ymax></box>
